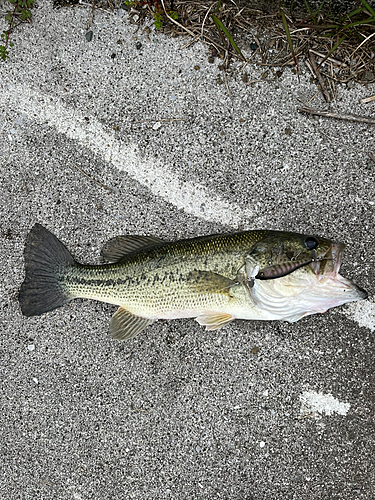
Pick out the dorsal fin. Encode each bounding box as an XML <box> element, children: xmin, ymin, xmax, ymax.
<box><xmin>101</xmin><ymin>235</ymin><xmax>167</xmax><ymax>263</ymax></box>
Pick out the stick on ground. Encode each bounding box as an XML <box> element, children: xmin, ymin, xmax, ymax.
<box><xmin>309</xmin><ymin>51</ymin><xmax>331</xmax><ymax>102</ymax></box>
<box><xmin>72</xmin><ymin>164</ymin><xmax>117</xmax><ymax>194</ymax></box>
<box><xmin>360</xmin><ymin>95</ymin><xmax>375</xmax><ymax>104</ymax></box>
<box><xmin>298</xmin><ymin>107</ymin><xmax>375</xmax><ymax>125</ymax></box>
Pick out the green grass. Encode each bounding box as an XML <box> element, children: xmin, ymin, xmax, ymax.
<box><xmin>1</xmin><ymin>0</ymin><xmax>34</xmax><ymax>61</ymax></box>
<box><xmin>281</xmin><ymin>0</ymin><xmax>375</xmax><ymax>74</ymax></box>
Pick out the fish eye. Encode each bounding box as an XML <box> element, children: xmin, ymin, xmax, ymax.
<box><xmin>304</xmin><ymin>236</ymin><xmax>319</xmax><ymax>250</ymax></box>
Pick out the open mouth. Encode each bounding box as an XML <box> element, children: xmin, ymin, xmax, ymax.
<box><xmin>311</xmin><ymin>242</ymin><xmax>345</xmax><ymax>278</ymax></box>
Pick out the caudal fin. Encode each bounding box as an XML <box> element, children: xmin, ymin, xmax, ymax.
<box><xmin>19</xmin><ymin>224</ymin><xmax>75</xmax><ymax>317</ymax></box>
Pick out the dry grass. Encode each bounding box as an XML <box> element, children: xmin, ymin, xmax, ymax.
<box><xmin>123</xmin><ymin>0</ymin><xmax>375</xmax><ymax>87</ymax></box>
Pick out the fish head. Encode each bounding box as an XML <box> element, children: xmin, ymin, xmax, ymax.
<box><xmin>249</xmin><ymin>232</ymin><xmax>336</xmax><ymax>279</ymax></box>
<box><xmin>248</xmin><ymin>232</ymin><xmax>367</xmax><ymax>322</ymax></box>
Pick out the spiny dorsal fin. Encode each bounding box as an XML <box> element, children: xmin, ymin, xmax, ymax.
<box><xmin>110</xmin><ymin>307</ymin><xmax>153</xmax><ymax>340</ymax></box>
<box><xmin>101</xmin><ymin>235</ymin><xmax>167</xmax><ymax>263</ymax></box>
<box><xmin>186</xmin><ymin>270</ymin><xmax>236</xmax><ymax>296</ymax></box>
<box><xmin>196</xmin><ymin>312</ymin><xmax>234</xmax><ymax>331</ymax></box>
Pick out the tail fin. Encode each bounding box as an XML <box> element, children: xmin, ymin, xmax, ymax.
<box><xmin>19</xmin><ymin>224</ymin><xmax>75</xmax><ymax>317</ymax></box>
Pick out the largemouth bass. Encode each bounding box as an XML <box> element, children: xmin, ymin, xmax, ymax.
<box><xmin>19</xmin><ymin>224</ymin><xmax>367</xmax><ymax>340</ymax></box>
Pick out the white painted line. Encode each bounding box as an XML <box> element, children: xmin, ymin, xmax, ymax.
<box><xmin>341</xmin><ymin>299</ymin><xmax>375</xmax><ymax>332</ymax></box>
<box><xmin>1</xmin><ymin>84</ymin><xmax>256</xmax><ymax>227</ymax></box>
<box><xmin>300</xmin><ymin>390</ymin><xmax>350</xmax><ymax>418</ymax></box>
<box><xmin>2</xmin><ymin>84</ymin><xmax>373</xmax><ymax>333</ymax></box>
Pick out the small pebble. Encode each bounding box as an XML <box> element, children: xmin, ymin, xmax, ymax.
<box><xmin>259</xmin><ymin>441</ymin><xmax>266</xmax><ymax>448</ymax></box>
<box><xmin>27</xmin><ymin>344</ymin><xmax>35</xmax><ymax>352</ymax></box>
<box><xmin>85</xmin><ymin>31</ymin><xmax>93</xmax><ymax>42</ymax></box>
<box><xmin>153</xmin><ymin>122</ymin><xmax>162</xmax><ymax>130</ymax></box>
<box><xmin>194</xmin><ymin>65</ymin><xmax>200</xmax><ymax>70</ymax></box>
<box><xmin>208</xmin><ymin>56</ymin><xmax>214</xmax><ymax>64</ymax></box>
<box><xmin>32</xmin><ymin>378</ymin><xmax>38</xmax><ymax>384</ymax></box>
<box><xmin>111</xmin><ymin>53</ymin><xmax>116</xmax><ymax>59</ymax></box>
<box><xmin>136</xmin><ymin>42</ymin><xmax>142</xmax><ymax>50</ymax></box>
<box><xmin>250</xmin><ymin>42</ymin><xmax>258</xmax><ymax>51</ymax></box>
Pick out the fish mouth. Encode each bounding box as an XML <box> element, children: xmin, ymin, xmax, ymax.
<box><xmin>312</xmin><ymin>242</ymin><xmax>344</xmax><ymax>278</ymax></box>
<box><xmin>313</xmin><ymin>242</ymin><xmax>368</xmax><ymax>300</ymax></box>
<box><xmin>330</xmin><ymin>242</ymin><xmax>345</xmax><ymax>277</ymax></box>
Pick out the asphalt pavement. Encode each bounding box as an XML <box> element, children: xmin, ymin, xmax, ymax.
<box><xmin>0</xmin><ymin>2</ymin><xmax>374</xmax><ymax>499</ymax></box>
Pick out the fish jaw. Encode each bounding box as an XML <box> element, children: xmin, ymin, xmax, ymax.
<box><xmin>247</xmin><ymin>271</ymin><xmax>368</xmax><ymax>323</ymax></box>
<box><xmin>313</xmin><ymin>241</ymin><xmax>345</xmax><ymax>278</ymax></box>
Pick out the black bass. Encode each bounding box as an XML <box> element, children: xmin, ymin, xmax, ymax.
<box><xmin>19</xmin><ymin>224</ymin><xmax>367</xmax><ymax>340</ymax></box>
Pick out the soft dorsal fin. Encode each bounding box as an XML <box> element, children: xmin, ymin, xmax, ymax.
<box><xmin>196</xmin><ymin>312</ymin><xmax>234</xmax><ymax>331</ymax></box>
<box><xmin>110</xmin><ymin>307</ymin><xmax>153</xmax><ymax>340</ymax></box>
<box><xmin>101</xmin><ymin>235</ymin><xmax>167</xmax><ymax>262</ymax></box>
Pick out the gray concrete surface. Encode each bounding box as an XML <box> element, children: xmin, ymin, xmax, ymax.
<box><xmin>1</xmin><ymin>2</ymin><xmax>374</xmax><ymax>499</ymax></box>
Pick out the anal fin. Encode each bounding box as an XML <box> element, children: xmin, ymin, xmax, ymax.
<box><xmin>110</xmin><ymin>307</ymin><xmax>153</xmax><ymax>340</ymax></box>
<box><xmin>196</xmin><ymin>312</ymin><xmax>234</xmax><ymax>331</ymax></box>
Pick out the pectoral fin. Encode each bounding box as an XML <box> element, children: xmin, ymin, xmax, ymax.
<box><xmin>186</xmin><ymin>270</ymin><xmax>236</xmax><ymax>295</ymax></box>
<box><xmin>110</xmin><ymin>307</ymin><xmax>153</xmax><ymax>340</ymax></box>
<box><xmin>196</xmin><ymin>312</ymin><xmax>234</xmax><ymax>331</ymax></box>
<box><xmin>102</xmin><ymin>235</ymin><xmax>167</xmax><ymax>262</ymax></box>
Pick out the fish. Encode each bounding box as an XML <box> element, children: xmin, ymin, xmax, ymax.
<box><xmin>18</xmin><ymin>224</ymin><xmax>367</xmax><ymax>340</ymax></box>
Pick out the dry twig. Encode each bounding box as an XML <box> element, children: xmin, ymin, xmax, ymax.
<box><xmin>360</xmin><ymin>95</ymin><xmax>375</xmax><ymax>104</ymax></box>
<box><xmin>72</xmin><ymin>164</ymin><xmax>117</xmax><ymax>194</ymax></box>
<box><xmin>86</xmin><ymin>0</ymin><xmax>96</xmax><ymax>30</ymax></box>
<box><xmin>309</xmin><ymin>51</ymin><xmax>331</xmax><ymax>102</ymax></box>
<box><xmin>298</xmin><ymin>107</ymin><xmax>375</xmax><ymax>124</ymax></box>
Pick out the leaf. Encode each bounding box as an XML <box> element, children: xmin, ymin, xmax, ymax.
<box><xmin>280</xmin><ymin>8</ymin><xmax>299</xmax><ymax>75</ymax></box>
<box><xmin>211</xmin><ymin>14</ymin><xmax>245</xmax><ymax>60</ymax></box>
<box><xmin>317</xmin><ymin>35</ymin><xmax>347</xmax><ymax>69</ymax></box>
<box><xmin>214</xmin><ymin>0</ymin><xmax>222</xmax><ymax>14</ymax></box>
<box><xmin>315</xmin><ymin>0</ymin><xmax>326</xmax><ymax>18</ymax></box>
<box><xmin>304</xmin><ymin>0</ymin><xmax>315</xmax><ymax>23</ymax></box>
<box><xmin>360</xmin><ymin>0</ymin><xmax>375</xmax><ymax>17</ymax></box>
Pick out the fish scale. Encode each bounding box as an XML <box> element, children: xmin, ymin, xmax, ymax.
<box><xmin>61</xmin><ymin>232</ymin><xmax>268</xmax><ymax>318</ymax></box>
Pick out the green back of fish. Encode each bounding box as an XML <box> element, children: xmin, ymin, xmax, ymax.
<box><xmin>62</xmin><ymin>230</ymin><xmax>270</xmax><ymax>316</ymax></box>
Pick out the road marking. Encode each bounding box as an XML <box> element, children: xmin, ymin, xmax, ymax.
<box><xmin>2</xmin><ymin>84</ymin><xmax>372</xmax><ymax>332</ymax></box>
<box><xmin>1</xmin><ymin>84</ymin><xmax>256</xmax><ymax>228</ymax></box>
<box><xmin>300</xmin><ymin>391</ymin><xmax>350</xmax><ymax>417</ymax></box>
<box><xmin>341</xmin><ymin>300</ymin><xmax>375</xmax><ymax>332</ymax></box>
